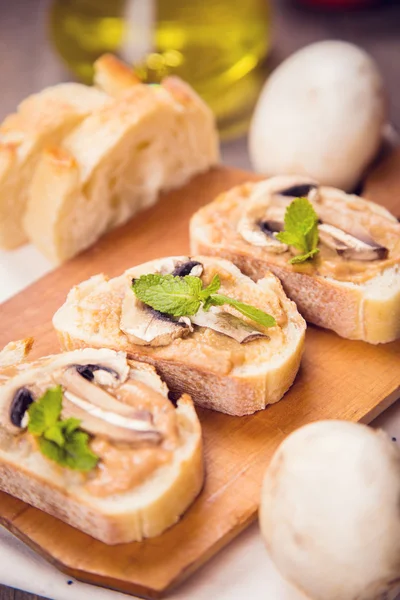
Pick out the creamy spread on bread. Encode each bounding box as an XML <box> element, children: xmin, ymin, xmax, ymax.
<box><xmin>129</xmin><ymin>263</ymin><xmax>287</xmax><ymax>374</ymax></box>
<box><xmin>66</xmin><ymin>257</ymin><xmax>298</xmax><ymax>378</ymax></box>
<box><xmin>210</xmin><ymin>178</ymin><xmax>400</xmax><ymax>284</ymax></box>
<box><xmin>0</xmin><ymin>349</ymin><xmax>183</xmax><ymax>497</ymax></box>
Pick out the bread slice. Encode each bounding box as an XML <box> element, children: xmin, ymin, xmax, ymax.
<box><xmin>190</xmin><ymin>176</ymin><xmax>400</xmax><ymax>344</ymax></box>
<box><xmin>0</xmin><ymin>84</ymin><xmax>109</xmax><ymax>249</ymax></box>
<box><xmin>0</xmin><ymin>343</ymin><xmax>203</xmax><ymax>544</ymax></box>
<box><xmin>93</xmin><ymin>53</ymin><xmax>141</xmax><ymax>96</ymax></box>
<box><xmin>0</xmin><ymin>337</ymin><xmax>33</xmax><ymax>368</ymax></box>
<box><xmin>24</xmin><ymin>58</ymin><xmax>219</xmax><ymax>264</ymax></box>
<box><xmin>53</xmin><ymin>256</ymin><xmax>306</xmax><ymax>416</ymax></box>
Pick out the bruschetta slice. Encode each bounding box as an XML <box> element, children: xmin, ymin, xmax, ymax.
<box><xmin>0</xmin><ymin>342</ymin><xmax>203</xmax><ymax>544</ymax></box>
<box><xmin>190</xmin><ymin>176</ymin><xmax>400</xmax><ymax>344</ymax></box>
<box><xmin>53</xmin><ymin>256</ymin><xmax>306</xmax><ymax>416</ymax></box>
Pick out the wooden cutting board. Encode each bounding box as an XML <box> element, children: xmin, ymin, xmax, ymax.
<box><xmin>0</xmin><ymin>158</ymin><xmax>400</xmax><ymax>599</ymax></box>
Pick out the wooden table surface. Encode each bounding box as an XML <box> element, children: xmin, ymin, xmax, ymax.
<box><xmin>0</xmin><ymin>0</ymin><xmax>399</xmax><ymax>599</ymax></box>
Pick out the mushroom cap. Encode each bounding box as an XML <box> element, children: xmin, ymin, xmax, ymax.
<box><xmin>260</xmin><ymin>420</ymin><xmax>400</xmax><ymax>600</ymax></box>
<box><xmin>249</xmin><ymin>40</ymin><xmax>387</xmax><ymax>191</ymax></box>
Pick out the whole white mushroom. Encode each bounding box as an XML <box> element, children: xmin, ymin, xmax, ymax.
<box><xmin>249</xmin><ymin>41</ymin><xmax>388</xmax><ymax>191</ymax></box>
<box><xmin>260</xmin><ymin>421</ymin><xmax>400</xmax><ymax>600</ymax></box>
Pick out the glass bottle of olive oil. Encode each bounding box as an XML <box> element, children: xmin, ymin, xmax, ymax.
<box><xmin>50</xmin><ymin>0</ymin><xmax>271</xmax><ymax>138</ymax></box>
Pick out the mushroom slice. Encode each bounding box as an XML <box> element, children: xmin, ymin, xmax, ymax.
<box><xmin>59</xmin><ymin>367</ymin><xmax>144</xmax><ymax>418</ymax></box>
<box><xmin>318</xmin><ymin>223</ymin><xmax>388</xmax><ymax>261</ymax></box>
<box><xmin>259</xmin><ymin>206</ymin><xmax>286</xmax><ymax>236</ymax></box>
<box><xmin>191</xmin><ymin>308</ymin><xmax>268</xmax><ymax>344</ymax></box>
<box><xmin>276</xmin><ymin>183</ymin><xmax>319</xmax><ymax>200</ymax></box>
<box><xmin>238</xmin><ymin>203</ymin><xmax>288</xmax><ymax>252</ymax></box>
<box><xmin>62</xmin><ymin>391</ymin><xmax>162</xmax><ymax>445</ymax></box>
<box><xmin>158</xmin><ymin>256</ymin><xmax>191</xmax><ymax>275</ymax></box>
<box><xmin>259</xmin><ymin>220</ymin><xmax>284</xmax><ymax>235</ymax></box>
<box><xmin>117</xmin><ymin>380</ymin><xmax>168</xmax><ymax>412</ymax></box>
<box><xmin>120</xmin><ymin>291</ymin><xmax>193</xmax><ymax>346</ymax></box>
<box><xmin>172</xmin><ymin>260</ymin><xmax>204</xmax><ymax>278</ymax></box>
<box><xmin>71</xmin><ymin>364</ymin><xmax>120</xmax><ymax>388</ymax></box>
<box><xmin>238</xmin><ymin>213</ymin><xmax>288</xmax><ymax>252</ymax></box>
<box><xmin>10</xmin><ymin>387</ymin><xmax>34</xmax><ymax>428</ymax></box>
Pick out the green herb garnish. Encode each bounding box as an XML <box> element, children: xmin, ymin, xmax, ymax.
<box><xmin>276</xmin><ymin>197</ymin><xmax>319</xmax><ymax>264</ymax></box>
<box><xmin>132</xmin><ymin>273</ymin><xmax>276</xmax><ymax>328</ymax></box>
<box><xmin>28</xmin><ymin>386</ymin><xmax>98</xmax><ymax>472</ymax></box>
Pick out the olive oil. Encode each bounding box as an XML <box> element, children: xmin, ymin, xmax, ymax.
<box><xmin>50</xmin><ymin>0</ymin><xmax>271</xmax><ymax>137</ymax></box>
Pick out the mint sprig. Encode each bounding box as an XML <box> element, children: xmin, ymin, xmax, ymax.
<box><xmin>276</xmin><ymin>197</ymin><xmax>319</xmax><ymax>264</ymax></box>
<box><xmin>208</xmin><ymin>294</ymin><xmax>276</xmax><ymax>328</ymax></box>
<box><xmin>132</xmin><ymin>274</ymin><xmax>202</xmax><ymax>316</ymax></box>
<box><xmin>132</xmin><ymin>273</ymin><xmax>276</xmax><ymax>328</ymax></box>
<box><xmin>28</xmin><ymin>386</ymin><xmax>98</xmax><ymax>472</ymax></box>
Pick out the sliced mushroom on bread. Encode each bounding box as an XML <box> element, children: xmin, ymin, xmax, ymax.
<box><xmin>190</xmin><ymin>175</ymin><xmax>400</xmax><ymax>344</ymax></box>
<box><xmin>0</xmin><ymin>343</ymin><xmax>203</xmax><ymax>544</ymax></box>
<box><xmin>53</xmin><ymin>256</ymin><xmax>306</xmax><ymax>416</ymax></box>
<box><xmin>21</xmin><ymin>56</ymin><xmax>218</xmax><ymax>264</ymax></box>
<box><xmin>0</xmin><ymin>84</ymin><xmax>110</xmax><ymax>249</ymax></box>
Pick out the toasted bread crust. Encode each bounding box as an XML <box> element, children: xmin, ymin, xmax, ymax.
<box><xmin>94</xmin><ymin>53</ymin><xmax>141</xmax><ymax>96</ymax></box>
<box><xmin>189</xmin><ymin>184</ymin><xmax>400</xmax><ymax>344</ymax></box>
<box><xmin>0</xmin><ymin>338</ymin><xmax>34</xmax><ymax>367</ymax></box>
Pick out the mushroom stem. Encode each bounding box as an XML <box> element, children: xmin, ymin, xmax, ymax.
<box><xmin>59</xmin><ymin>368</ymin><xmax>142</xmax><ymax>417</ymax></box>
<box><xmin>318</xmin><ymin>223</ymin><xmax>388</xmax><ymax>261</ymax></box>
<box><xmin>120</xmin><ymin>293</ymin><xmax>192</xmax><ymax>346</ymax></box>
<box><xmin>191</xmin><ymin>308</ymin><xmax>268</xmax><ymax>344</ymax></box>
<box><xmin>63</xmin><ymin>390</ymin><xmax>162</xmax><ymax>444</ymax></box>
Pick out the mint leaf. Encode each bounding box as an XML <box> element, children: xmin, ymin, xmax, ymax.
<box><xmin>276</xmin><ymin>230</ymin><xmax>307</xmax><ymax>251</ymax></box>
<box><xmin>28</xmin><ymin>386</ymin><xmax>62</xmax><ymax>436</ymax></box>
<box><xmin>202</xmin><ymin>297</ymin><xmax>213</xmax><ymax>311</ymax></box>
<box><xmin>210</xmin><ymin>295</ymin><xmax>276</xmax><ymax>328</ymax></box>
<box><xmin>38</xmin><ymin>437</ymin><xmax>65</xmax><ymax>464</ymax></box>
<box><xmin>44</xmin><ymin>424</ymin><xmax>65</xmax><ymax>447</ymax></box>
<box><xmin>206</xmin><ymin>295</ymin><xmax>225</xmax><ymax>307</ymax></box>
<box><xmin>199</xmin><ymin>274</ymin><xmax>220</xmax><ymax>299</ymax></box>
<box><xmin>28</xmin><ymin>387</ymin><xmax>98</xmax><ymax>472</ymax></box>
<box><xmin>305</xmin><ymin>223</ymin><xmax>319</xmax><ymax>252</ymax></box>
<box><xmin>285</xmin><ymin>197</ymin><xmax>317</xmax><ymax>235</ymax></box>
<box><xmin>63</xmin><ymin>430</ymin><xmax>99</xmax><ymax>471</ymax></box>
<box><xmin>133</xmin><ymin>273</ymin><xmax>202</xmax><ymax>316</ymax></box>
<box><xmin>61</xmin><ymin>418</ymin><xmax>81</xmax><ymax>436</ymax></box>
<box><xmin>276</xmin><ymin>197</ymin><xmax>319</xmax><ymax>263</ymax></box>
<box><xmin>38</xmin><ymin>433</ymin><xmax>98</xmax><ymax>472</ymax></box>
<box><xmin>43</xmin><ymin>418</ymin><xmax>81</xmax><ymax>446</ymax></box>
<box><xmin>132</xmin><ymin>272</ymin><xmax>276</xmax><ymax>329</ymax></box>
<box><xmin>200</xmin><ymin>275</ymin><xmax>221</xmax><ymax>310</ymax></box>
<box><xmin>290</xmin><ymin>248</ymin><xmax>320</xmax><ymax>264</ymax></box>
